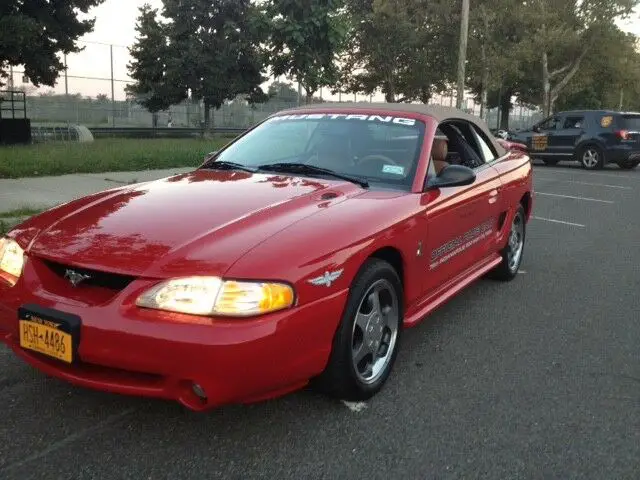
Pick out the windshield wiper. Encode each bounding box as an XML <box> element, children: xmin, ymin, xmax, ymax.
<box><xmin>257</xmin><ymin>163</ymin><xmax>369</xmax><ymax>188</ymax></box>
<box><xmin>201</xmin><ymin>161</ymin><xmax>257</xmax><ymax>173</ymax></box>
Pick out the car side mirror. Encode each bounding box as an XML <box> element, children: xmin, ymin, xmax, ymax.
<box><xmin>426</xmin><ymin>165</ymin><xmax>476</xmax><ymax>190</ymax></box>
<box><xmin>533</xmin><ymin>125</ymin><xmax>541</xmax><ymax>133</ymax></box>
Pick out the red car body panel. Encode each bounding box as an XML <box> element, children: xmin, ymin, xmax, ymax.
<box><xmin>0</xmin><ymin>106</ymin><xmax>533</xmax><ymax>410</ymax></box>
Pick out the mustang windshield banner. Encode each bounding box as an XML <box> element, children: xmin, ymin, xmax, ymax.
<box><xmin>270</xmin><ymin>113</ymin><xmax>418</xmax><ymax>126</ymax></box>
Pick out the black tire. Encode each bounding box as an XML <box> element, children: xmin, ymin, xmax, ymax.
<box><xmin>488</xmin><ymin>205</ymin><xmax>526</xmax><ymax>281</ymax></box>
<box><xmin>542</xmin><ymin>159</ymin><xmax>559</xmax><ymax>166</ymax></box>
<box><xmin>578</xmin><ymin>144</ymin><xmax>605</xmax><ymax>170</ymax></box>
<box><xmin>313</xmin><ymin>258</ymin><xmax>403</xmax><ymax>401</ymax></box>
<box><xmin>617</xmin><ymin>159</ymin><xmax>639</xmax><ymax>170</ymax></box>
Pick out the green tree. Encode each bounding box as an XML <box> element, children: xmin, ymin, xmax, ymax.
<box><xmin>268</xmin><ymin>81</ymin><xmax>299</xmax><ymax>102</ymax></box>
<box><xmin>555</xmin><ymin>30</ymin><xmax>640</xmax><ymax>111</ymax></box>
<box><xmin>127</xmin><ymin>0</ymin><xmax>269</xmax><ymax>130</ymax></box>
<box><xmin>0</xmin><ymin>0</ymin><xmax>105</xmax><ymax>87</ymax></box>
<box><xmin>339</xmin><ymin>0</ymin><xmax>456</xmax><ymax>103</ymax></box>
<box><xmin>466</xmin><ymin>0</ymin><xmax>526</xmax><ymax>127</ymax></box>
<box><xmin>164</xmin><ymin>0</ymin><xmax>269</xmax><ymax>128</ymax></box>
<box><xmin>267</xmin><ymin>0</ymin><xmax>347</xmax><ymax>103</ymax></box>
<box><xmin>518</xmin><ymin>0</ymin><xmax>638</xmax><ymax>116</ymax></box>
<box><xmin>126</xmin><ymin>4</ymin><xmax>185</xmax><ymax>124</ymax></box>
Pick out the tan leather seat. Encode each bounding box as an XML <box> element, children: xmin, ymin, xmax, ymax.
<box><xmin>431</xmin><ymin>136</ymin><xmax>449</xmax><ymax>174</ymax></box>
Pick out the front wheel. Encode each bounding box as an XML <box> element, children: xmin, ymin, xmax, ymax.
<box><xmin>578</xmin><ymin>145</ymin><xmax>604</xmax><ymax>170</ymax></box>
<box><xmin>488</xmin><ymin>205</ymin><xmax>526</xmax><ymax>281</ymax></box>
<box><xmin>314</xmin><ymin>258</ymin><xmax>403</xmax><ymax>401</ymax></box>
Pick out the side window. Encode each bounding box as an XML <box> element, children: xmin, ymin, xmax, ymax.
<box><xmin>563</xmin><ymin>116</ymin><xmax>584</xmax><ymax>129</ymax></box>
<box><xmin>537</xmin><ymin>116</ymin><xmax>561</xmax><ymax>131</ymax></box>
<box><xmin>470</xmin><ymin>125</ymin><xmax>497</xmax><ymax>163</ymax></box>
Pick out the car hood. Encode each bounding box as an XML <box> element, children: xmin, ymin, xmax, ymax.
<box><xmin>25</xmin><ymin>169</ymin><xmax>362</xmax><ymax>278</ymax></box>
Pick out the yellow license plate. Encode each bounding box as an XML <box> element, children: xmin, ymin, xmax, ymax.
<box><xmin>19</xmin><ymin>319</ymin><xmax>73</xmax><ymax>363</ymax></box>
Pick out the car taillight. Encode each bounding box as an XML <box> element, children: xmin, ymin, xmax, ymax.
<box><xmin>615</xmin><ymin>129</ymin><xmax>630</xmax><ymax>140</ymax></box>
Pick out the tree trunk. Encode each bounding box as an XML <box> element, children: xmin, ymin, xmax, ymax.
<box><xmin>384</xmin><ymin>74</ymin><xmax>396</xmax><ymax>103</ymax></box>
<box><xmin>480</xmin><ymin>10</ymin><xmax>489</xmax><ymax>120</ymax></box>
<box><xmin>542</xmin><ymin>51</ymin><xmax>551</xmax><ymax>117</ymax></box>
<box><xmin>418</xmin><ymin>87</ymin><xmax>431</xmax><ymax>104</ymax></box>
<box><xmin>500</xmin><ymin>91</ymin><xmax>511</xmax><ymax>130</ymax></box>
<box><xmin>204</xmin><ymin>100</ymin><xmax>213</xmax><ymax>135</ymax></box>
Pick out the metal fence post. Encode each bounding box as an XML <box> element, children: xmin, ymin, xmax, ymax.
<box><xmin>110</xmin><ymin>44</ymin><xmax>115</xmax><ymax>127</ymax></box>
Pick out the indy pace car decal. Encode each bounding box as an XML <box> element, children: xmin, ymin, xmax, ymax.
<box><xmin>429</xmin><ymin>219</ymin><xmax>494</xmax><ymax>270</ymax></box>
<box><xmin>270</xmin><ymin>113</ymin><xmax>417</xmax><ymax>126</ymax></box>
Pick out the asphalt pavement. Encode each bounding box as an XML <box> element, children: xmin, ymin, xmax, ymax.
<box><xmin>1</xmin><ymin>161</ymin><xmax>639</xmax><ymax>479</ymax></box>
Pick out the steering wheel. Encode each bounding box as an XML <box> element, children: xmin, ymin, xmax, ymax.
<box><xmin>356</xmin><ymin>154</ymin><xmax>399</xmax><ymax>166</ymax></box>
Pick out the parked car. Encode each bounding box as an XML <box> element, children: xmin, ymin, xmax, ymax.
<box><xmin>511</xmin><ymin>110</ymin><xmax>640</xmax><ymax>170</ymax></box>
<box><xmin>497</xmin><ymin>138</ymin><xmax>528</xmax><ymax>153</ymax></box>
<box><xmin>0</xmin><ymin>104</ymin><xmax>533</xmax><ymax>411</ymax></box>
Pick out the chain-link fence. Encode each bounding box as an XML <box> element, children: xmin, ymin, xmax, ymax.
<box><xmin>4</xmin><ymin>40</ymin><xmax>542</xmax><ymax>132</ymax></box>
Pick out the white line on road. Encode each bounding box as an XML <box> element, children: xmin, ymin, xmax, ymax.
<box><xmin>535</xmin><ymin>192</ymin><xmax>614</xmax><ymax>204</ymax></box>
<box><xmin>342</xmin><ymin>400</ymin><xmax>368</xmax><ymax>412</ymax></box>
<box><xmin>532</xmin><ymin>216</ymin><xmax>586</xmax><ymax>228</ymax></box>
<box><xmin>533</xmin><ymin>168</ymin><xmax>638</xmax><ymax>181</ymax></box>
<box><xmin>534</xmin><ymin>178</ymin><xmax>632</xmax><ymax>190</ymax></box>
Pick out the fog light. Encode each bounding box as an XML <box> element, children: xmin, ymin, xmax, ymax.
<box><xmin>192</xmin><ymin>382</ymin><xmax>207</xmax><ymax>400</ymax></box>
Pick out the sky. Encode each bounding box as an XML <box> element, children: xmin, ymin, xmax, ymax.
<box><xmin>10</xmin><ymin>0</ymin><xmax>640</xmax><ymax>104</ymax></box>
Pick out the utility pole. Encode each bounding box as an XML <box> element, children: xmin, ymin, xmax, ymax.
<box><xmin>456</xmin><ymin>0</ymin><xmax>470</xmax><ymax>110</ymax></box>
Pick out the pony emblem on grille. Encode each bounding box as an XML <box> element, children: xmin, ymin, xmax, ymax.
<box><xmin>64</xmin><ymin>269</ymin><xmax>91</xmax><ymax>287</ymax></box>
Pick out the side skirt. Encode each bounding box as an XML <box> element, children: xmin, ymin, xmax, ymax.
<box><xmin>403</xmin><ymin>254</ymin><xmax>502</xmax><ymax>328</ymax></box>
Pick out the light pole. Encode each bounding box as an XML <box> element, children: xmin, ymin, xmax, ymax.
<box><xmin>456</xmin><ymin>0</ymin><xmax>470</xmax><ymax>110</ymax></box>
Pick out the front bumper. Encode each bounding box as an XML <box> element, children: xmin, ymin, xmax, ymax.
<box><xmin>0</xmin><ymin>257</ymin><xmax>347</xmax><ymax>411</ymax></box>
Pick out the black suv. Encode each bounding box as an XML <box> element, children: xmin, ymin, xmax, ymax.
<box><xmin>511</xmin><ymin>110</ymin><xmax>640</xmax><ymax>170</ymax></box>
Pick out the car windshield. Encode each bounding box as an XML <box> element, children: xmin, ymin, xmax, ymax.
<box><xmin>209</xmin><ymin>113</ymin><xmax>426</xmax><ymax>189</ymax></box>
<box><xmin>620</xmin><ymin>115</ymin><xmax>640</xmax><ymax>130</ymax></box>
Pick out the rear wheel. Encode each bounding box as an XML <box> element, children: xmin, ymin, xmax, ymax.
<box><xmin>488</xmin><ymin>205</ymin><xmax>526</xmax><ymax>281</ymax></box>
<box><xmin>578</xmin><ymin>145</ymin><xmax>605</xmax><ymax>170</ymax></box>
<box><xmin>314</xmin><ymin>258</ymin><xmax>402</xmax><ymax>401</ymax></box>
<box><xmin>617</xmin><ymin>158</ymin><xmax>639</xmax><ymax>170</ymax></box>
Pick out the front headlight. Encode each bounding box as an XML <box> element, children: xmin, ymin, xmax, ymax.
<box><xmin>135</xmin><ymin>276</ymin><xmax>295</xmax><ymax>317</ymax></box>
<box><xmin>0</xmin><ymin>237</ymin><xmax>25</xmax><ymax>286</ymax></box>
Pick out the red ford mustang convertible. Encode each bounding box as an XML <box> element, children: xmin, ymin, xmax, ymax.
<box><xmin>0</xmin><ymin>104</ymin><xmax>533</xmax><ymax>411</ymax></box>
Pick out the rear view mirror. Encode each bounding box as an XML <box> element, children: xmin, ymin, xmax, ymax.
<box><xmin>426</xmin><ymin>165</ymin><xmax>476</xmax><ymax>190</ymax></box>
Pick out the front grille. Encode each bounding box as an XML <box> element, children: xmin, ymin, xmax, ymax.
<box><xmin>43</xmin><ymin>259</ymin><xmax>136</xmax><ymax>291</ymax></box>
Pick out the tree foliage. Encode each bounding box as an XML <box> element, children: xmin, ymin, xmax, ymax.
<box><xmin>338</xmin><ymin>0</ymin><xmax>457</xmax><ymax>103</ymax></box>
<box><xmin>126</xmin><ymin>5</ymin><xmax>183</xmax><ymax>114</ymax></box>
<box><xmin>267</xmin><ymin>0</ymin><xmax>347</xmax><ymax>102</ymax></box>
<box><xmin>127</xmin><ymin>0</ymin><xmax>269</xmax><ymax>128</ymax></box>
<box><xmin>125</xmin><ymin>0</ymin><xmax>640</xmax><ymax>128</ymax></box>
<box><xmin>0</xmin><ymin>0</ymin><xmax>106</xmax><ymax>87</ymax></box>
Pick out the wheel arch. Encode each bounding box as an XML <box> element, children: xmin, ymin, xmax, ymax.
<box><xmin>575</xmin><ymin>139</ymin><xmax>606</xmax><ymax>157</ymax></box>
<box><xmin>369</xmin><ymin>246</ymin><xmax>405</xmax><ymax>288</ymax></box>
<box><xmin>520</xmin><ymin>191</ymin><xmax>533</xmax><ymax>222</ymax></box>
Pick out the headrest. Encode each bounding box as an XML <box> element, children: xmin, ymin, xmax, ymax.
<box><xmin>431</xmin><ymin>136</ymin><xmax>448</xmax><ymax>162</ymax></box>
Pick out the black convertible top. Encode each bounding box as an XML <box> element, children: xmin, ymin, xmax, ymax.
<box><xmin>278</xmin><ymin>102</ymin><xmax>507</xmax><ymax>157</ymax></box>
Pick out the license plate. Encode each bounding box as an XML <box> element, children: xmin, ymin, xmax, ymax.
<box><xmin>18</xmin><ymin>305</ymin><xmax>81</xmax><ymax>364</ymax></box>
